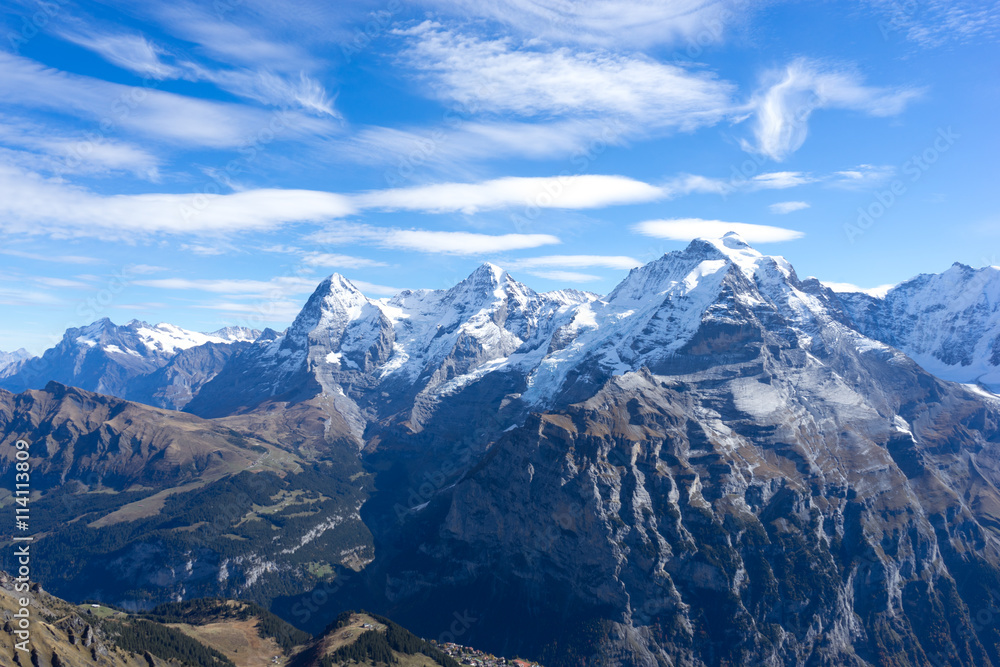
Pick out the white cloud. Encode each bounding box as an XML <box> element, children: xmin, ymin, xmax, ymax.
<box><xmin>0</xmin><ymin>52</ymin><xmax>335</xmax><ymax>149</ymax></box>
<box><xmin>0</xmin><ymin>116</ymin><xmax>161</xmax><ymax>179</ymax></box>
<box><xmin>868</xmin><ymin>0</ymin><xmax>1000</xmax><ymax>48</ymax></box>
<box><xmin>57</xmin><ymin>29</ymin><xmax>181</xmax><ymax>79</ymax></box>
<box><xmin>633</xmin><ymin>218</ymin><xmax>805</xmax><ymax>243</ymax></box>
<box><xmin>355</xmin><ymin>175</ymin><xmax>664</xmax><ymax>214</ymax></box>
<box><xmin>422</xmin><ymin>0</ymin><xmax>745</xmax><ymax>49</ymax></box>
<box><xmin>146</xmin><ymin>1</ymin><xmax>320</xmax><ymax>72</ymax></box>
<box><xmin>184</xmin><ymin>66</ymin><xmax>339</xmax><ymax>117</ymax></box>
<box><xmin>829</xmin><ymin>164</ymin><xmax>896</xmax><ymax>188</ymax></box>
<box><xmin>0</xmin><ymin>165</ymin><xmax>355</xmax><ymax>238</ymax></box>
<box><xmin>180</xmin><ymin>244</ymin><xmax>229</xmax><ymax>256</ymax></box>
<box><xmin>0</xmin><ymin>285</ymin><xmax>64</xmax><ymax>306</ymax></box>
<box><xmin>661</xmin><ymin>174</ymin><xmax>730</xmax><ymax>197</ymax></box>
<box><xmin>54</xmin><ymin>15</ymin><xmax>339</xmax><ymax>116</ymax></box>
<box><xmin>382</xmin><ymin>230</ymin><xmax>560</xmax><ymax>254</ymax></box>
<box><xmin>657</xmin><ymin>171</ymin><xmax>817</xmax><ymax>199</ymax></box>
<box><xmin>504</xmin><ymin>255</ymin><xmax>642</xmax><ymax>270</ymax></box>
<box><xmin>0</xmin><ymin>248</ymin><xmax>102</xmax><ymax>265</ymax></box>
<box><xmin>125</xmin><ymin>264</ymin><xmax>167</xmax><ymax>274</ymax></box>
<box><xmin>339</xmin><ymin>118</ymin><xmax>617</xmax><ymax>168</ymax></box>
<box><xmin>769</xmin><ymin>201</ymin><xmax>810</xmax><ymax>214</ymax></box>
<box><xmin>751</xmin><ymin>172</ymin><xmax>816</xmax><ymax>189</ymax></box>
<box><xmin>33</xmin><ymin>277</ymin><xmax>91</xmax><ymax>289</ymax></box>
<box><xmin>301</xmin><ymin>253</ymin><xmax>387</xmax><ymax>269</ymax></box>
<box><xmin>822</xmin><ymin>281</ymin><xmax>895</xmax><ymax>297</ymax></box>
<box><xmin>136</xmin><ymin>276</ymin><xmax>319</xmax><ymax>297</ymax></box>
<box><xmin>396</xmin><ymin>23</ymin><xmax>735</xmax><ymax>130</ymax></box>
<box><xmin>503</xmin><ymin>254</ymin><xmax>643</xmax><ymax>283</ymax></box>
<box><xmin>746</xmin><ymin>59</ymin><xmax>923</xmax><ymax>160</ymax></box>
<box><xmin>523</xmin><ymin>270</ymin><xmax>602</xmax><ymax>282</ymax></box>
<box><xmin>311</xmin><ymin>224</ymin><xmax>561</xmax><ymax>255</ymax></box>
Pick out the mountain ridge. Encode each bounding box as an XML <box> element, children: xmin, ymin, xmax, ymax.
<box><xmin>8</xmin><ymin>234</ymin><xmax>1000</xmax><ymax>665</ymax></box>
<box><xmin>0</xmin><ymin>320</ymin><xmax>262</xmax><ymax>410</ymax></box>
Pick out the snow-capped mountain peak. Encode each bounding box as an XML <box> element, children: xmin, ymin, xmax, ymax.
<box><xmin>445</xmin><ymin>262</ymin><xmax>533</xmax><ymax>305</ymax></box>
<box><xmin>188</xmin><ymin>235</ymin><xmax>1000</xmax><ymax>424</ymax></box>
<box><xmin>841</xmin><ymin>261</ymin><xmax>1000</xmax><ymax>391</ymax></box>
<box><xmin>0</xmin><ymin>318</ymin><xmax>262</xmax><ymax>406</ymax></box>
<box><xmin>131</xmin><ymin>321</ymin><xmax>259</xmax><ymax>355</ymax></box>
<box><xmin>284</xmin><ymin>274</ymin><xmax>376</xmax><ymax>348</ymax></box>
<box><xmin>209</xmin><ymin>326</ymin><xmax>261</xmax><ymax>343</ymax></box>
<box><xmin>0</xmin><ymin>347</ymin><xmax>31</xmax><ymax>376</ymax></box>
<box><xmin>467</xmin><ymin>261</ymin><xmax>507</xmax><ymax>284</ymax></box>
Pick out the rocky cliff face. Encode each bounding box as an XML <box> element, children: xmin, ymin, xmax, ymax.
<box><xmin>346</xmin><ymin>236</ymin><xmax>1000</xmax><ymax>667</ymax></box>
<box><xmin>9</xmin><ymin>235</ymin><xmax>1000</xmax><ymax>666</ymax></box>
<box><xmin>381</xmin><ymin>364</ymin><xmax>1000</xmax><ymax>665</ymax></box>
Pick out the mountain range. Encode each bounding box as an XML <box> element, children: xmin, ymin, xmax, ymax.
<box><xmin>0</xmin><ymin>320</ymin><xmax>262</xmax><ymax>410</ymax></box>
<box><xmin>4</xmin><ymin>233</ymin><xmax>1000</xmax><ymax>666</ymax></box>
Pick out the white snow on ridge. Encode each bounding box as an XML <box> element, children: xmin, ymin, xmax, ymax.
<box><xmin>842</xmin><ymin>263</ymin><xmax>1000</xmax><ymax>395</ymax></box>
<box><xmin>256</xmin><ymin>231</ymin><xmax>918</xmax><ymax>408</ymax></box>
<box><xmin>190</xmin><ymin>232</ymin><xmax>1000</xmax><ymax>412</ymax></box>
<box><xmin>822</xmin><ymin>281</ymin><xmax>895</xmax><ymax>298</ymax></box>
<box><xmin>134</xmin><ymin>322</ymin><xmax>241</xmax><ymax>354</ymax></box>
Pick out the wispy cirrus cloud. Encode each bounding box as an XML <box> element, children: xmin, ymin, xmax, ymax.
<box><xmin>56</xmin><ymin>28</ymin><xmax>182</xmax><ymax>79</ymax></box>
<box><xmin>0</xmin><ymin>115</ymin><xmax>161</xmax><ymax>179</ymax></box>
<box><xmin>745</xmin><ymin>59</ymin><xmax>923</xmax><ymax>161</ymax></box>
<box><xmin>148</xmin><ymin>2</ymin><xmax>321</xmax><ymax>72</ymax></box>
<box><xmin>374</xmin><ymin>229</ymin><xmax>560</xmax><ymax>254</ymax></box>
<box><xmin>189</xmin><ymin>68</ymin><xmax>339</xmax><ymax>117</ymax></box>
<box><xmin>522</xmin><ymin>270</ymin><xmax>603</xmax><ymax>282</ymax></box>
<box><xmin>300</xmin><ymin>253</ymin><xmax>388</xmax><ymax>269</ymax></box>
<box><xmin>769</xmin><ymin>201</ymin><xmax>810</xmax><ymax>214</ymax></box>
<box><xmin>499</xmin><ymin>254</ymin><xmax>642</xmax><ymax>282</ymax></box>
<box><xmin>54</xmin><ymin>17</ymin><xmax>339</xmax><ymax>117</ymax></box>
<box><xmin>867</xmin><ymin>0</ymin><xmax>1000</xmax><ymax>48</ymax></box>
<box><xmin>422</xmin><ymin>0</ymin><xmax>748</xmax><ymax>49</ymax></box>
<box><xmin>658</xmin><ymin>170</ymin><xmax>817</xmax><ymax>198</ymax></box>
<box><xmin>0</xmin><ymin>52</ymin><xmax>337</xmax><ymax>149</ymax></box>
<box><xmin>135</xmin><ymin>276</ymin><xmax>318</xmax><ymax>294</ymax></box>
<box><xmin>0</xmin><ymin>248</ymin><xmax>103</xmax><ymax>265</ymax></box>
<box><xmin>396</xmin><ymin>22</ymin><xmax>736</xmax><ymax>131</ymax></box>
<box><xmin>750</xmin><ymin>171</ymin><xmax>817</xmax><ymax>189</ymax></box>
<box><xmin>337</xmin><ymin>118</ymin><xmax>619</xmax><ymax>170</ymax></box>
<box><xmin>829</xmin><ymin>164</ymin><xmax>895</xmax><ymax>188</ymax></box>
<box><xmin>503</xmin><ymin>255</ymin><xmax>642</xmax><ymax>271</ymax></box>
<box><xmin>633</xmin><ymin>218</ymin><xmax>805</xmax><ymax>243</ymax></box>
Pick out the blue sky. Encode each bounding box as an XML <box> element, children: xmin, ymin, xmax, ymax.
<box><xmin>1</xmin><ymin>0</ymin><xmax>998</xmax><ymax>353</ymax></box>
